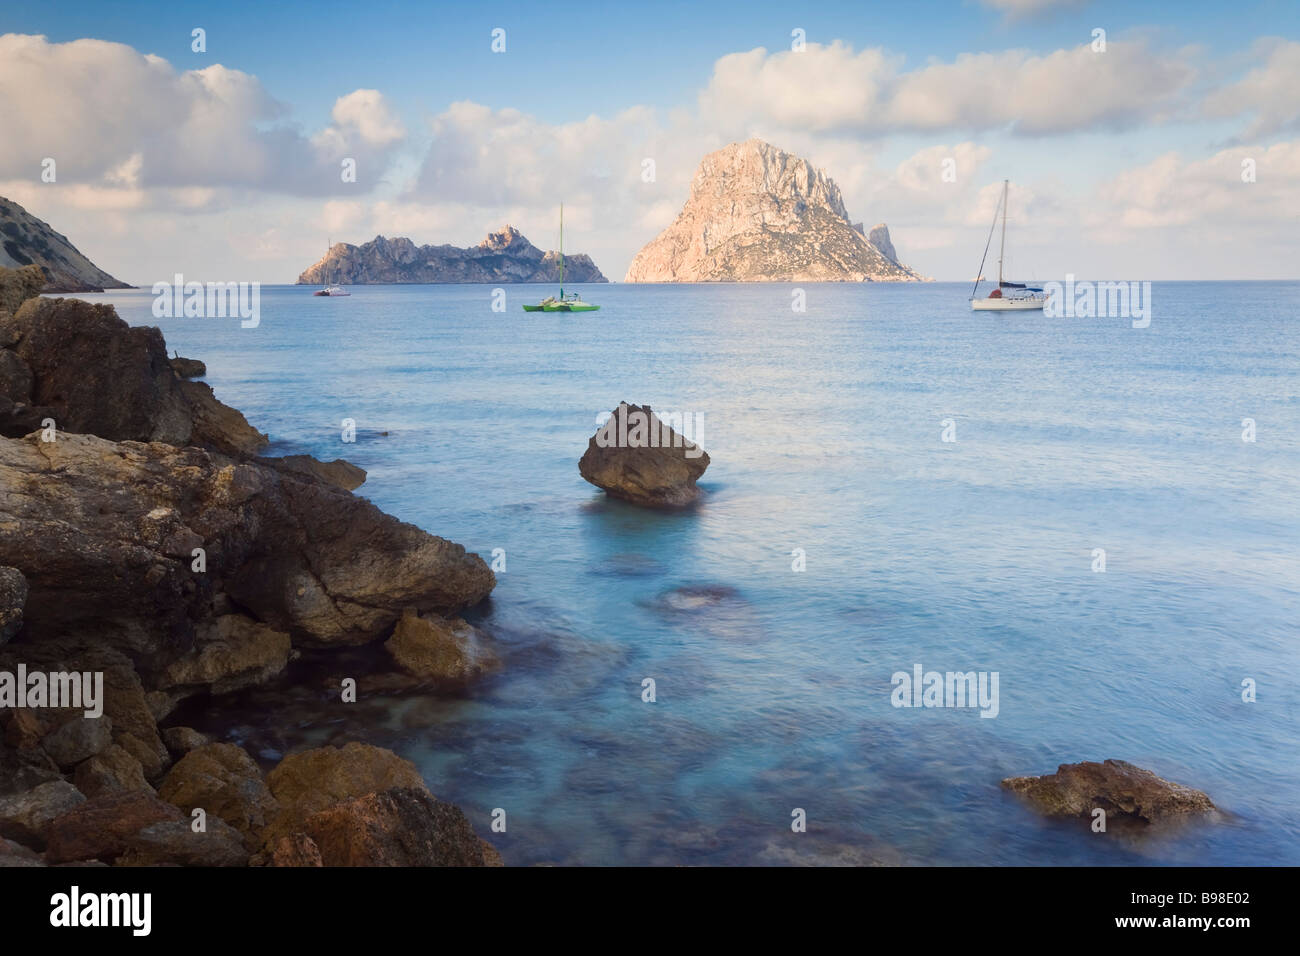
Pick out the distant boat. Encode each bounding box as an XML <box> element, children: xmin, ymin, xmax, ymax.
<box><xmin>969</xmin><ymin>180</ymin><xmax>1046</xmax><ymax>312</ymax></box>
<box><xmin>313</xmin><ymin>239</ymin><xmax>351</xmax><ymax>296</ymax></box>
<box><xmin>523</xmin><ymin>205</ymin><xmax>599</xmax><ymax>312</ymax></box>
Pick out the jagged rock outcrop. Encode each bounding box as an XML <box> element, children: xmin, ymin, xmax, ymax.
<box><xmin>868</xmin><ymin>224</ymin><xmax>899</xmax><ymax>264</ymax></box>
<box><xmin>0</xmin><ymin>295</ymin><xmax>266</xmax><ymax>454</ymax></box>
<box><xmin>1002</xmin><ymin>759</ymin><xmax>1217</xmax><ymax>825</ymax></box>
<box><xmin>579</xmin><ymin>402</ymin><xmax>710</xmax><ymax>507</ymax></box>
<box><xmin>625</xmin><ymin>139</ymin><xmax>925</xmax><ymax>282</ymax></box>
<box><xmin>0</xmin><ymin>196</ymin><xmax>131</xmax><ymax>292</ymax></box>
<box><xmin>0</xmin><ymin>431</ymin><xmax>495</xmax><ymax>658</ymax></box>
<box><xmin>297</xmin><ymin>226</ymin><xmax>607</xmax><ymax>285</ymax></box>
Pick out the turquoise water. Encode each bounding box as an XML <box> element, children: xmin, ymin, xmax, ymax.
<box><xmin>85</xmin><ymin>281</ymin><xmax>1299</xmax><ymax>865</ymax></box>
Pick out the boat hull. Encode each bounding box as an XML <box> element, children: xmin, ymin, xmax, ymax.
<box><xmin>971</xmin><ymin>297</ymin><xmax>1045</xmax><ymax>311</ymax></box>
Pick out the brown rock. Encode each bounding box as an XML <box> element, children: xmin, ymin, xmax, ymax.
<box><xmin>43</xmin><ymin>789</ymin><xmax>184</xmax><ymax>864</ymax></box>
<box><xmin>0</xmin><ymin>264</ymin><xmax>46</xmax><ymax>318</ymax></box>
<box><xmin>160</xmin><ymin>726</ymin><xmax>212</xmax><ymax>758</ymax></box>
<box><xmin>158</xmin><ymin>743</ymin><xmax>278</xmax><ymax>849</ymax></box>
<box><xmin>260</xmin><ymin>454</ymin><xmax>367</xmax><ymax>491</ymax></box>
<box><xmin>158</xmin><ymin>614</ymin><xmax>291</xmax><ymax>698</ymax></box>
<box><xmin>0</xmin><ymin>432</ymin><xmax>495</xmax><ymax>651</ymax></box>
<box><xmin>0</xmin><ymin>294</ymin><xmax>265</xmax><ymax>451</ymax></box>
<box><xmin>579</xmin><ymin>403</ymin><xmax>710</xmax><ymax>507</ymax></box>
<box><xmin>1001</xmin><ymin>759</ymin><xmax>1217</xmax><ymax>824</ymax></box>
<box><xmin>72</xmin><ymin>744</ymin><xmax>151</xmax><ymax>798</ymax></box>
<box><xmin>0</xmin><ymin>566</ymin><xmax>25</xmax><ymax>645</ymax></box>
<box><xmin>269</xmin><ymin>832</ymin><xmax>323</xmax><ymax>867</ymax></box>
<box><xmin>117</xmin><ymin>817</ymin><xmax>249</xmax><ymax>867</ymax></box>
<box><xmin>301</xmin><ymin>787</ymin><xmax>500</xmax><ymax>866</ymax></box>
<box><xmin>384</xmin><ymin>610</ymin><xmax>498</xmax><ymax>682</ymax></box>
<box><xmin>262</xmin><ymin>742</ymin><xmax>427</xmax><ymax>848</ymax></box>
<box><xmin>169</xmin><ymin>356</ymin><xmax>206</xmax><ymax>379</ymax></box>
<box><xmin>0</xmin><ymin>780</ymin><xmax>85</xmax><ymax>846</ymax></box>
<box><xmin>40</xmin><ymin>714</ymin><xmax>113</xmax><ymax>770</ymax></box>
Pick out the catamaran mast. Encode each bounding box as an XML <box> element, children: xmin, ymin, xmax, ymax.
<box><xmin>559</xmin><ymin>203</ymin><xmax>565</xmax><ymax>298</ymax></box>
<box><xmin>997</xmin><ymin>180</ymin><xmax>1008</xmax><ymax>287</ymax></box>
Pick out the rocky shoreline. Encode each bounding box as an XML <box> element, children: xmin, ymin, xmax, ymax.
<box><xmin>0</xmin><ymin>264</ymin><xmax>502</xmax><ymax>866</ymax></box>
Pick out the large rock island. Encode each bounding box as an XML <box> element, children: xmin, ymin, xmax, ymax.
<box><xmin>625</xmin><ymin>139</ymin><xmax>925</xmax><ymax>283</ymax></box>
<box><xmin>297</xmin><ymin>226</ymin><xmax>607</xmax><ymax>285</ymax></box>
<box><xmin>0</xmin><ymin>196</ymin><xmax>131</xmax><ymax>293</ymax></box>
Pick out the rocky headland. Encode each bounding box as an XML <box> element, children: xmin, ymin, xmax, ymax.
<box><xmin>0</xmin><ymin>196</ymin><xmax>132</xmax><ymax>293</ymax></box>
<box><xmin>297</xmin><ymin>226</ymin><xmax>607</xmax><ymax>285</ymax></box>
<box><xmin>0</xmin><ymin>265</ymin><xmax>501</xmax><ymax>866</ymax></box>
<box><xmin>625</xmin><ymin>139</ymin><xmax>926</xmax><ymax>283</ymax></box>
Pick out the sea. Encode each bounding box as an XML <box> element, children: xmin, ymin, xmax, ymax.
<box><xmin>74</xmin><ymin>280</ymin><xmax>1300</xmax><ymax>866</ymax></box>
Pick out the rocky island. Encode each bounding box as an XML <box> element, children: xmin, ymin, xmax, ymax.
<box><xmin>625</xmin><ymin>139</ymin><xmax>925</xmax><ymax>283</ymax></box>
<box><xmin>0</xmin><ymin>196</ymin><xmax>132</xmax><ymax>293</ymax></box>
<box><xmin>297</xmin><ymin>226</ymin><xmax>607</xmax><ymax>285</ymax></box>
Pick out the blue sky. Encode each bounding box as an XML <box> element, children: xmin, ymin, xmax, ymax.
<box><xmin>2</xmin><ymin>0</ymin><xmax>1299</xmax><ymax>280</ymax></box>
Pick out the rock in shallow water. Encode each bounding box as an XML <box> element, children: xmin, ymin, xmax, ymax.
<box><xmin>1001</xmin><ymin>759</ymin><xmax>1216</xmax><ymax>825</ymax></box>
<box><xmin>384</xmin><ymin>609</ymin><xmax>498</xmax><ymax>682</ymax></box>
<box><xmin>579</xmin><ymin>402</ymin><xmax>710</xmax><ymax>507</ymax></box>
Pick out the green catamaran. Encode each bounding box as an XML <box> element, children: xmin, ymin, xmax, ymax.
<box><xmin>523</xmin><ymin>204</ymin><xmax>600</xmax><ymax>312</ymax></box>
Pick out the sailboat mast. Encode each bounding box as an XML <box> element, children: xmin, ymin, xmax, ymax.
<box><xmin>997</xmin><ymin>180</ymin><xmax>1008</xmax><ymax>287</ymax></box>
<box><xmin>559</xmin><ymin>203</ymin><xmax>565</xmax><ymax>295</ymax></box>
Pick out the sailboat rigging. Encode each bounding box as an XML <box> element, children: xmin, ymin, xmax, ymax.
<box><xmin>969</xmin><ymin>180</ymin><xmax>1047</xmax><ymax>312</ymax></box>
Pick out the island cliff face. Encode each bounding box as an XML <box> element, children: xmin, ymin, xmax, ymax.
<box><xmin>297</xmin><ymin>226</ymin><xmax>607</xmax><ymax>285</ymax></box>
<box><xmin>0</xmin><ymin>196</ymin><xmax>131</xmax><ymax>293</ymax></box>
<box><xmin>625</xmin><ymin>140</ymin><xmax>925</xmax><ymax>283</ymax></box>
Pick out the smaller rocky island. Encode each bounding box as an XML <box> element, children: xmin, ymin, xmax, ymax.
<box><xmin>297</xmin><ymin>226</ymin><xmax>607</xmax><ymax>285</ymax></box>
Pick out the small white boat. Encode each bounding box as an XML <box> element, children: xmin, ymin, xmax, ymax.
<box><xmin>969</xmin><ymin>180</ymin><xmax>1047</xmax><ymax>312</ymax></box>
<box><xmin>313</xmin><ymin>238</ymin><xmax>351</xmax><ymax>296</ymax></box>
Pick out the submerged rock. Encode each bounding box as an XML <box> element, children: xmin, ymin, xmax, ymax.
<box><xmin>579</xmin><ymin>402</ymin><xmax>710</xmax><ymax>507</ymax></box>
<box><xmin>384</xmin><ymin>609</ymin><xmax>498</xmax><ymax>682</ymax></box>
<box><xmin>1001</xmin><ymin>759</ymin><xmax>1216</xmax><ymax>824</ymax></box>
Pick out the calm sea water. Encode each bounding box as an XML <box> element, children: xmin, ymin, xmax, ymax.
<box><xmin>78</xmin><ymin>281</ymin><xmax>1299</xmax><ymax>865</ymax></box>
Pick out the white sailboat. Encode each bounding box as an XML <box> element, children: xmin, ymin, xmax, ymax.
<box><xmin>313</xmin><ymin>238</ymin><xmax>351</xmax><ymax>296</ymax></box>
<box><xmin>970</xmin><ymin>180</ymin><xmax>1047</xmax><ymax>312</ymax></box>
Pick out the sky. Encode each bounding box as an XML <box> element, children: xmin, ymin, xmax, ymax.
<box><xmin>1</xmin><ymin>0</ymin><xmax>1298</xmax><ymax>283</ymax></box>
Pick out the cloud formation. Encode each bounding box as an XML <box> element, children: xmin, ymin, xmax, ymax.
<box><xmin>0</xmin><ymin>34</ymin><xmax>404</xmax><ymax>195</ymax></box>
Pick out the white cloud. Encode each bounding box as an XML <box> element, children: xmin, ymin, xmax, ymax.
<box><xmin>699</xmin><ymin>40</ymin><xmax>1195</xmax><ymax>137</ymax></box>
<box><xmin>0</xmin><ymin>34</ymin><xmax>405</xmax><ymax>195</ymax></box>
<box><xmin>1203</xmin><ymin>39</ymin><xmax>1300</xmax><ymax>139</ymax></box>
